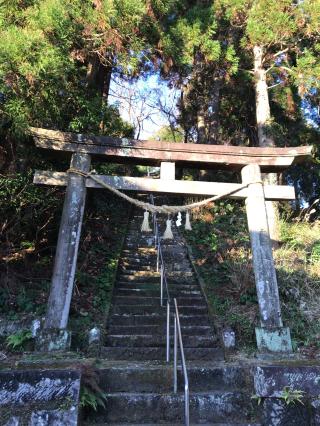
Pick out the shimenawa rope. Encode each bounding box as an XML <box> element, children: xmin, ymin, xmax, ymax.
<box><xmin>67</xmin><ymin>168</ymin><xmax>259</xmax><ymax>214</ymax></box>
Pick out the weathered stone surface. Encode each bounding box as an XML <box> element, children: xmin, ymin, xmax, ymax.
<box><xmin>255</xmin><ymin>327</ymin><xmax>292</xmax><ymax>354</ymax></box>
<box><xmin>3</xmin><ymin>408</ymin><xmax>79</xmax><ymax>426</ymax></box>
<box><xmin>44</xmin><ymin>152</ymin><xmax>91</xmax><ymax>330</ymax></box>
<box><xmin>222</xmin><ymin>328</ymin><xmax>236</xmax><ymax>350</ymax></box>
<box><xmin>254</xmin><ymin>364</ymin><xmax>320</xmax><ymax>425</ymax></box>
<box><xmin>262</xmin><ymin>398</ymin><xmax>310</xmax><ymax>426</ymax></box>
<box><xmin>35</xmin><ymin>328</ymin><xmax>71</xmax><ymax>352</ymax></box>
<box><xmin>311</xmin><ymin>399</ymin><xmax>320</xmax><ymax>425</ymax></box>
<box><xmin>0</xmin><ymin>318</ymin><xmax>41</xmax><ymax>337</ymax></box>
<box><xmin>88</xmin><ymin>327</ymin><xmax>101</xmax><ymax>345</ymax></box>
<box><xmin>0</xmin><ymin>369</ymin><xmax>80</xmax><ymax>403</ymax></box>
<box><xmin>30</xmin><ymin>408</ymin><xmax>79</xmax><ymax>425</ymax></box>
<box><xmin>254</xmin><ymin>365</ymin><xmax>320</xmax><ymax>397</ymax></box>
<box><xmin>90</xmin><ymin>391</ymin><xmax>252</xmax><ymax>424</ymax></box>
<box><xmin>0</xmin><ymin>369</ymin><xmax>81</xmax><ymax>426</ymax></box>
<box><xmin>241</xmin><ymin>165</ymin><xmax>284</xmax><ymax>330</ymax></box>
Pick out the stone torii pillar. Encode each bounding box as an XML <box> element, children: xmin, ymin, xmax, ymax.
<box><xmin>241</xmin><ymin>164</ymin><xmax>292</xmax><ymax>354</ymax></box>
<box><xmin>36</xmin><ymin>153</ymin><xmax>91</xmax><ymax>351</ymax></box>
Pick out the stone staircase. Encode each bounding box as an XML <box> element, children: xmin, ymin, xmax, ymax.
<box><xmin>84</xmin><ymin>209</ymin><xmax>260</xmax><ymax>425</ymax></box>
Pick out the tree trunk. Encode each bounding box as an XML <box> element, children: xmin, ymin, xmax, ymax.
<box><xmin>86</xmin><ymin>54</ymin><xmax>112</xmax><ymax>101</ymax></box>
<box><xmin>253</xmin><ymin>45</ymin><xmax>279</xmax><ymax>247</ymax></box>
<box><xmin>86</xmin><ymin>54</ymin><xmax>113</xmax><ymax>132</ymax></box>
<box><xmin>208</xmin><ymin>77</ymin><xmax>222</xmax><ymax>143</ymax></box>
<box><xmin>197</xmin><ymin>104</ymin><xmax>207</xmax><ymax>144</ymax></box>
<box><xmin>179</xmin><ymin>82</ymin><xmax>191</xmax><ymax>144</ymax></box>
<box><xmin>197</xmin><ymin>101</ymin><xmax>209</xmax><ymax>179</ymax></box>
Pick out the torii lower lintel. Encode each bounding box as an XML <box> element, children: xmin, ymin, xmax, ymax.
<box><xmin>33</xmin><ymin>170</ymin><xmax>296</xmax><ymax>201</ymax></box>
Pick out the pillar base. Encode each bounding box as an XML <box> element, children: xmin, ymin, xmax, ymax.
<box><xmin>255</xmin><ymin>327</ymin><xmax>293</xmax><ymax>354</ymax></box>
<box><xmin>35</xmin><ymin>328</ymin><xmax>71</xmax><ymax>352</ymax></box>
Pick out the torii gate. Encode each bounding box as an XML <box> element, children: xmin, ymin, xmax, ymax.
<box><xmin>31</xmin><ymin>127</ymin><xmax>313</xmax><ymax>354</ymax></box>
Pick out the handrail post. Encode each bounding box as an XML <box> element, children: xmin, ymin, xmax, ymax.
<box><xmin>156</xmin><ymin>243</ymin><xmax>160</xmax><ymax>272</ymax></box>
<box><xmin>174</xmin><ymin>298</ymin><xmax>190</xmax><ymax>426</ymax></box>
<box><xmin>185</xmin><ymin>384</ymin><xmax>190</xmax><ymax>426</ymax></box>
<box><xmin>174</xmin><ymin>314</ymin><xmax>178</xmax><ymax>393</ymax></box>
<box><xmin>166</xmin><ymin>301</ymin><xmax>170</xmax><ymax>362</ymax></box>
<box><xmin>154</xmin><ymin>219</ymin><xmax>157</xmax><ymax>249</ymax></box>
<box><xmin>160</xmin><ymin>265</ymin><xmax>164</xmax><ymax>307</ymax></box>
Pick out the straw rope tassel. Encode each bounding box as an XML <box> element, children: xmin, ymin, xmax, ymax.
<box><xmin>163</xmin><ymin>218</ymin><xmax>173</xmax><ymax>239</ymax></box>
<box><xmin>185</xmin><ymin>211</ymin><xmax>192</xmax><ymax>230</ymax></box>
<box><xmin>141</xmin><ymin>211</ymin><xmax>152</xmax><ymax>232</ymax></box>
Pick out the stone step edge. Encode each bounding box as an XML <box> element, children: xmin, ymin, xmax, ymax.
<box><xmin>84</xmin><ymin>423</ymin><xmax>260</xmax><ymax>426</ymax></box>
<box><xmin>89</xmin><ymin>418</ymin><xmax>260</xmax><ymax>426</ymax></box>
<box><xmin>100</xmin><ymin>346</ymin><xmax>223</xmax><ymax>353</ymax></box>
<box><xmin>96</xmin><ymin>390</ymin><xmax>249</xmax><ymax>397</ymax></box>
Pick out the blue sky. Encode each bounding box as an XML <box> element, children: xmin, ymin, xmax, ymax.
<box><xmin>109</xmin><ymin>74</ymin><xmax>179</xmax><ymax>139</ymax></box>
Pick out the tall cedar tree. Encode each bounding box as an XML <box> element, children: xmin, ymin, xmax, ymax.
<box><xmin>213</xmin><ymin>0</ymin><xmax>320</xmax><ymax>240</ymax></box>
<box><xmin>0</xmin><ymin>0</ymin><xmax>174</xmax><ymax>170</ymax></box>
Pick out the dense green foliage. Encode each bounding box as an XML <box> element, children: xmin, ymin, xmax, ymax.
<box><xmin>6</xmin><ymin>329</ymin><xmax>33</xmax><ymax>350</ymax></box>
<box><xmin>0</xmin><ymin>0</ymin><xmax>152</xmax><ymax>139</ymax></box>
<box><xmin>1</xmin><ymin>1</ymin><xmax>319</xmax><ymax>154</ymax></box>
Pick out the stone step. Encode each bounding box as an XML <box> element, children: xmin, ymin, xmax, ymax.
<box><xmin>120</xmin><ymin>259</ymin><xmax>156</xmax><ymax>267</ymax></box>
<box><xmin>119</xmin><ymin>270</ymin><xmax>161</xmax><ymax>277</ymax></box>
<box><xmin>120</xmin><ymin>270</ymin><xmax>194</xmax><ymax>278</ymax></box>
<box><xmin>107</xmin><ymin>325</ymin><xmax>213</xmax><ymax>336</ymax></box>
<box><xmin>97</xmin><ymin>363</ymin><xmax>250</xmax><ymax>394</ymax></box>
<box><xmin>111</xmin><ymin>305</ymin><xmax>208</xmax><ymax>316</ymax></box>
<box><xmin>115</xmin><ymin>288</ymin><xmax>201</xmax><ymax>297</ymax></box>
<box><xmin>117</xmin><ymin>275</ymin><xmax>197</xmax><ymax>284</ymax></box>
<box><xmin>85</xmin><ymin>423</ymin><xmax>261</xmax><ymax>425</ymax></box>
<box><xmin>100</xmin><ymin>347</ymin><xmax>224</xmax><ymax>361</ymax></box>
<box><xmin>121</xmin><ymin>248</ymin><xmax>156</xmax><ymax>255</ymax></box>
<box><xmin>112</xmin><ymin>296</ymin><xmax>206</xmax><ymax>307</ymax></box>
<box><xmin>122</xmin><ymin>249</ymin><xmax>156</xmax><ymax>254</ymax></box>
<box><xmin>124</xmin><ymin>233</ymin><xmax>154</xmax><ymax>238</ymax></box>
<box><xmin>121</xmin><ymin>251</ymin><xmax>188</xmax><ymax>259</ymax></box>
<box><xmin>119</xmin><ymin>266</ymin><xmax>156</xmax><ymax>273</ymax></box>
<box><xmin>119</xmin><ymin>262</ymin><xmax>192</xmax><ymax>279</ymax></box>
<box><xmin>124</xmin><ymin>242</ymin><xmax>155</xmax><ymax>249</ymax></box>
<box><xmin>114</xmin><ymin>282</ymin><xmax>200</xmax><ymax>297</ymax></box>
<box><xmin>105</xmin><ymin>334</ymin><xmax>217</xmax><ymax>348</ymax></box>
<box><xmin>118</xmin><ymin>262</ymin><xmax>157</xmax><ymax>268</ymax></box>
<box><xmin>108</xmin><ymin>314</ymin><xmax>212</xmax><ymax>327</ymax></box>
<box><xmin>84</xmin><ymin>391</ymin><xmax>253</xmax><ymax>424</ymax></box>
<box><xmin>117</xmin><ymin>281</ymin><xmax>199</xmax><ymax>290</ymax></box>
<box><xmin>119</xmin><ymin>267</ymin><xmax>194</xmax><ymax>275</ymax></box>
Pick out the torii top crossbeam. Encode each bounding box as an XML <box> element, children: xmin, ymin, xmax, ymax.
<box><xmin>30</xmin><ymin>127</ymin><xmax>313</xmax><ymax>172</ymax></box>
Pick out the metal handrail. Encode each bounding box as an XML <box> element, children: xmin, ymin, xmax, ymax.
<box><xmin>174</xmin><ymin>298</ymin><xmax>190</xmax><ymax>426</ymax></box>
<box><xmin>149</xmin><ymin>195</ymin><xmax>190</xmax><ymax>426</ymax></box>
